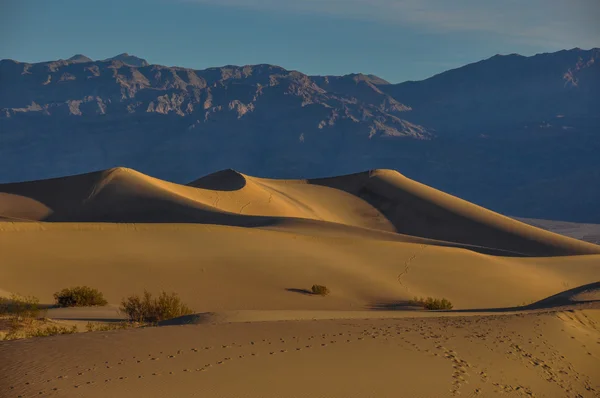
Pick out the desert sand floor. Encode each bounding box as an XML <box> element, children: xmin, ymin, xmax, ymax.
<box><xmin>1</xmin><ymin>308</ymin><xmax>599</xmax><ymax>398</ymax></box>
<box><xmin>1</xmin><ymin>168</ymin><xmax>599</xmax><ymax>397</ymax></box>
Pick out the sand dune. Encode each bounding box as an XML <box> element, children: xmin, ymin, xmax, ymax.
<box><xmin>0</xmin><ymin>221</ymin><xmax>598</xmax><ymax>313</ymax></box>
<box><xmin>1</xmin><ymin>167</ymin><xmax>598</xmax><ymax>255</ymax></box>
<box><xmin>1</xmin><ymin>167</ymin><xmax>599</xmax><ymax>397</ymax></box>
<box><xmin>1</xmin><ymin>167</ymin><xmax>599</xmax><ymax>310</ymax></box>
<box><xmin>527</xmin><ymin>282</ymin><xmax>600</xmax><ymax>309</ymax></box>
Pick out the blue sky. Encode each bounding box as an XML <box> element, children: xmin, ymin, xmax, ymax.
<box><xmin>1</xmin><ymin>0</ymin><xmax>598</xmax><ymax>82</ymax></box>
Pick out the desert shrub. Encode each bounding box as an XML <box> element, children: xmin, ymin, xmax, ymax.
<box><xmin>1</xmin><ymin>295</ymin><xmax>43</xmax><ymax>340</ymax></box>
<box><xmin>27</xmin><ymin>324</ymin><xmax>78</xmax><ymax>338</ymax></box>
<box><xmin>85</xmin><ymin>321</ymin><xmax>134</xmax><ymax>332</ymax></box>
<box><xmin>120</xmin><ymin>290</ymin><xmax>193</xmax><ymax>323</ymax></box>
<box><xmin>409</xmin><ymin>296</ymin><xmax>453</xmax><ymax>310</ymax></box>
<box><xmin>311</xmin><ymin>285</ymin><xmax>330</xmax><ymax>296</ymax></box>
<box><xmin>0</xmin><ymin>294</ymin><xmax>41</xmax><ymax>322</ymax></box>
<box><xmin>53</xmin><ymin>286</ymin><xmax>108</xmax><ymax>307</ymax></box>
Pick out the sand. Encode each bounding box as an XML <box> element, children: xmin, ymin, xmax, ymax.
<box><xmin>1</xmin><ymin>309</ymin><xmax>599</xmax><ymax>397</ymax></box>
<box><xmin>0</xmin><ymin>167</ymin><xmax>599</xmax><ymax>397</ymax></box>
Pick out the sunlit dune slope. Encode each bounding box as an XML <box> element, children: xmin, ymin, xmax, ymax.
<box><xmin>1</xmin><ymin>222</ymin><xmax>599</xmax><ymax>311</ymax></box>
<box><xmin>0</xmin><ymin>167</ymin><xmax>598</xmax><ymax>256</ymax></box>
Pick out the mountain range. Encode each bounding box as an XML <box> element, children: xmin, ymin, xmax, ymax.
<box><xmin>1</xmin><ymin>48</ymin><xmax>599</xmax><ymax>222</ymax></box>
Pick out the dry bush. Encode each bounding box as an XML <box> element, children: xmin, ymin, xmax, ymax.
<box><xmin>0</xmin><ymin>294</ymin><xmax>41</xmax><ymax>319</ymax></box>
<box><xmin>409</xmin><ymin>296</ymin><xmax>453</xmax><ymax>310</ymax></box>
<box><xmin>53</xmin><ymin>286</ymin><xmax>108</xmax><ymax>307</ymax></box>
<box><xmin>0</xmin><ymin>294</ymin><xmax>42</xmax><ymax>333</ymax></box>
<box><xmin>85</xmin><ymin>321</ymin><xmax>135</xmax><ymax>332</ymax></box>
<box><xmin>27</xmin><ymin>324</ymin><xmax>78</xmax><ymax>338</ymax></box>
<box><xmin>120</xmin><ymin>290</ymin><xmax>193</xmax><ymax>323</ymax></box>
<box><xmin>1</xmin><ymin>294</ymin><xmax>80</xmax><ymax>340</ymax></box>
<box><xmin>1</xmin><ymin>294</ymin><xmax>45</xmax><ymax>340</ymax></box>
<box><xmin>311</xmin><ymin>285</ymin><xmax>330</xmax><ymax>296</ymax></box>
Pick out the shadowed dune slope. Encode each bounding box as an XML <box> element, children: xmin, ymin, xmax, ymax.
<box><xmin>528</xmin><ymin>282</ymin><xmax>600</xmax><ymax>309</ymax></box>
<box><xmin>0</xmin><ymin>167</ymin><xmax>599</xmax><ymax>256</ymax></box>
<box><xmin>308</xmin><ymin>169</ymin><xmax>600</xmax><ymax>256</ymax></box>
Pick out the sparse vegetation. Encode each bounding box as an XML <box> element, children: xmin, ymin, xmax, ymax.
<box><xmin>0</xmin><ymin>294</ymin><xmax>80</xmax><ymax>340</ymax></box>
<box><xmin>0</xmin><ymin>294</ymin><xmax>43</xmax><ymax>337</ymax></box>
<box><xmin>53</xmin><ymin>286</ymin><xmax>108</xmax><ymax>307</ymax></box>
<box><xmin>311</xmin><ymin>285</ymin><xmax>330</xmax><ymax>296</ymax></box>
<box><xmin>85</xmin><ymin>321</ymin><xmax>136</xmax><ymax>332</ymax></box>
<box><xmin>120</xmin><ymin>290</ymin><xmax>193</xmax><ymax>323</ymax></box>
<box><xmin>1</xmin><ymin>295</ymin><xmax>38</xmax><ymax>317</ymax></box>
<box><xmin>0</xmin><ymin>294</ymin><xmax>56</xmax><ymax>340</ymax></box>
<box><xmin>27</xmin><ymin>324</ymin><xmax>78</xmax><ymax>338</ymax></box>
<box><xmin>409</xmin><ymin>296</ymin><xmax>453</xmax><ymax>310</ymax></box>
<box><xmin>0</xmin><ymin>294</ymin><xmax>41</xmax><ymax>319</ymax></box>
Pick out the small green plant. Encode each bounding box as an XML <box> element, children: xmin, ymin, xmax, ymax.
<box><xmin>311</xmin><ymin>285</ymin><xmax>330</xmax><ymax>296</ymax></box>
<box><xmin>53</xmin><ymin>286</ymin><xmax>108</xmax><ymax>307</ymax></box>
<box><xmin>27</xmin><ymin>325</ymin><xmax>78</xmax><ymax>338</ymax></box>
<box><xmin>409</xmin><ymin>296</ymin><xmax>453</xmax><ymax>310</ymax></box>
<box><xmin>120</xmin><ymin>290</ymin><xmax>193</xmax><ymax>323</ymax></box>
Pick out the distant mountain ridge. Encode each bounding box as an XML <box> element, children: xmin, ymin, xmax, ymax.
<box><xmin>67</xmin><ymin>54</ymin><xmax>93</xmax><ymax>63</ymax></box>
<box><xmin>379</xmin><ymin>48</ymin><xmax>600</xmax><ymax>132</ymax></box>
<box><xmin>102</xmin><ymin>53</ymin><xmax>149</xmax><ymax>67</ymax></box>
<box><xmin>0</xmin><ymin>49</ymin><xmax>599</xmax><ymax>222</ymax></box>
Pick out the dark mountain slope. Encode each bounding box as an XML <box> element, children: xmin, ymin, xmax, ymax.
<box><xmin>0</xmin><ymin>49</ymin><xmax>598</xmax><ymax>222</ymax></box>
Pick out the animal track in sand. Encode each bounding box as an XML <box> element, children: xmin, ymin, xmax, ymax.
<box><xmin>20</xmin><ymin>317</ymin><xmax>596</xmax><ymax>398</ymax></box>
<box><xmin>21</xmin><ymin>323</ymin><xmax>450</xmax><ymax>397</ymax></box>
<box><xmin>21</xmin><ymin>329</ymin><xmax>372</xmax><ymax>396</ymax></box>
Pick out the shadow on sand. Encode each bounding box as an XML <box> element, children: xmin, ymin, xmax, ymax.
<box><xmin>368</xmin><ymin>282</ymin><xmax>600</xmax><ymax>314</ymax></box>
<box><xmin>285</xmin><ymin>288</ymin><xmax>314</xmax><ymax>296</ymax></box>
